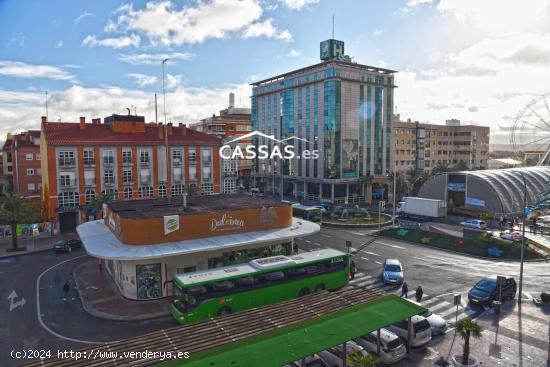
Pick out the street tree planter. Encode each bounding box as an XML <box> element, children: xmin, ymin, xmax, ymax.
<box><xmin>452</xmin><ymin>355</ymin><xmax>480</xmax><ymax>366</ymax></box>
<box><xmin>453</xmin><ymin>319</ymin><xmax>483</xmax><ymax>367</ymax></box>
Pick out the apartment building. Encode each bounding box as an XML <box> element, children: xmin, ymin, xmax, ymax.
<box><xmin>251</xmin><ymin>39</ymin><xmax>396</xmax><ymax>203</ymax></box>
<box><xmin>40</xmin><ymin>114</ymin><xmax>222</xmax><ymax>232</ymax></box>
<box><xmin>393</xmin><ymin>117</ymin><xmax>490</xmax><ymax>174</ymax></box>
<box><xmin>189</xmin><ymin>94</ymin><xmax>252</xmax><ymax>188</ymax></box>
<box><xmin>1</xmin><ymin>130</ymin><xmax>42</xmax><ymax>198</ymax></box>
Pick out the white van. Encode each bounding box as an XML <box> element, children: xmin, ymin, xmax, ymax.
<box><xmin>285</xmin><ymin>354</ymin><xmax>329</xmax><ymax>367</ymax></box>
<box><xmin>318</xmin><ymin>340</ymin><xmax>369</xmax><ymax>367</ymax></box>
<box><xmin>250</xmin><ymin>188</ymin><xmax>263</xmax><ymax>196</ymax></box>
<box><xmin>388</xmin><ymin>315</ymin><xmax>432</xmax><ymax>347</ymax></box>
<box><xmin>355</xmin><ymin>328</ymin><xmax>407</xmax><ymax>364</ymax></box>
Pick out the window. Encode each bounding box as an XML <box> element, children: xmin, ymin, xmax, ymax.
<box><xmin>26</xmin><ymin>168</ymin><xmax>34</xmax><ymax>176</ymax></box>
<box><xmin>123</xmin><ymin>169</ymin><xmax>132</xmax><ymax>183</ymax></box>
<box><xmin>123</xmin><ymin>187</ymin><xmax>133</xmax><ymax>199</ymax></box>
<box><xmin>85</xmin><ymin>190</ymin><xmax>95</xmax><ymax>204</ymax></box>
<box><xmin>102</xmin><ymin>188</ymin><xmax>118</xmax><ymax>200</ymax></box>
<box><xmin>104</xmin><ymin>169</ymin><xmax>114</xmax><ymax>184</ymax></box>
<box><xmin>189</xmin><ymin>166</ymin><xmax>196</xmax><ymax>181</ymax></box>
<box><xmin>223</xmin><ymin>179</ymin><xmax>236</xmax><ymax>194</ymax></box>
<box><xmin>27</xmin><ymin>183</ymin><xmax>36</xmax><ymax>191</ymax></box>
<box><xmin>58</xmin><ymin>151</ymin><xmax>75</xmax><ymax>166</ymax></box>
<box><xmin>201</xmin><ymin>148</ymin><xmax>212</xmax><ymax>164</ymax></box>
<box><xmin>122</xmin><ymin>150</ymin><xmax>132</xmax><ymax>164</ymax></box>
<box><xmin>26</xmin><ymin>153</ymin><xmax>33</xmax><ymax>161</ymax></box>
<box><xmin>201</xmin><ymin>182</ymin><xmax>214</xmax><ymax>195</ymax></box>
<box><xmin>202</xmin><ymin>166</ymin><xmax>212</xmax><ymax>181</ymax></box>
<box><xmin>83</xmin><ymin>149</ymin><xmax>94</xmax><ymax>165</ymax></box>
<box><xmin>188</xmin><ymin>182</ymin><xmax>197</xmax><ymax>195</ymax></box>
<box><xmin>36</xmin><ymin>153</ymin><xmax>40</xmax><ymax>161</ymax></box>
<box><xmin>140</xmin><ymin>169</ymin><xmax>151</xmax><ymax>184</ymax></box>
<box><xmin>57</xmin><ymin>192</ymin><xmax>79</xmax><ymax>206</ymax></box>
<box><xmin>36</xmin><ymin>168</ymin><xmax>42</xmax><ymax>175</ymax></box>
<box><xmin>103</xmin><ymin>150</ymin><xmax>114</xmax><ymax>164</ymax></box>
<box><xmin>188</xmin><ymin>149</ymin><xmax>196</xmax><ymax>164</ymax></box>
<box><xmin>139</xmin><ymin>150</ymin><xmax>150</xmax><ymax>164</ymax></box>
<box><xmin>139</xmin><ymin>186</ymin><xmax>153</xmax><ymax>198</ymax></box>
<box><xmin>173</xmin><ymin>167</ymin><xmax>183</xmax><ymax>182</ymax></box>
<box><xmin>59</xmin><ymin>173</ymin><xmax>74</xmax><ymax>187</ymax></box>
<box><xmin>172</xmin><ymin>184</ymin><xmax>185</xmax><ymax>197</ymax></box>
<box><xmin>84</xmin><ymin>170</ymin><xmax>95</xmax><ymax>186</ymax></box>
<box><xmin>236</xmin><ymin>125</ymin><xmax>251</xmax><ymax>131</ymax></box>
<box><xmin>158</xmin><ymin>185</ymin><xmax>167</xmax><ymax>198</ymax></box>
<box><xmin>172</xmin><ymin>150</ymin><xmax>183</xmax><ymax>165</ymax></box>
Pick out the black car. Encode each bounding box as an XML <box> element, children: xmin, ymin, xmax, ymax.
<box><xmin>53</xmin><ymin>239</ymin><xmax>82</xmax><ymax>253</ymax></box>
<box><xmin>468</xmin><ymin>276</ymin><xmax>517</xmax><ymax>306</ymax></box>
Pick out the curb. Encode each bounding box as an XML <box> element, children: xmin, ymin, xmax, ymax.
<box><xmin>378</xmin><ymin>234</ymin><xmax>546</xmax><ymax>263</ymax></box>
<box><xmin>0</xmin><ymin>246</ymin><xmax>53</xmax><ymax>258</ymax></box>
<box><xmin>73</xmin><ymin>263</ymin><xmax>170</xmax><ymax>321</ymax></box>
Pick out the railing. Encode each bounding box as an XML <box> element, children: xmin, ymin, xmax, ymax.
<box><xmin>83</xmin><ymin>158</ymin><xmax>95</xmax><ymax>166</ymax></box>
<box><xmin>123</xmin><ymin>178</ymin><xmax>133</xmax><ymax>185</ymax></box>
<box><xmin>103</xmin><ymin>178</ymin><xmax>115</xmax><ymax>185</ymax></box>
<box><xmin>59</xmin><ymin>179</ymin><xmax>77</xmax><ymax>188</ymax></box>
<box><xmin>84</xmin><ymin>179</ymin><xmax>95</xmax><ymax>186</ymax></box>
<box><xmin>58</xmin><ymin>158</ymin><xmax>76</xmax><ymax>166</ymax></box>
<box><xmin>122</xmin><ymin>158</ymin><xmax>132</xmax><ymax>165</ymax></box>
<box><xmin>140</xmin><ymin>178</ymin><xmax>151</xmax><ymax>185</ymax></box>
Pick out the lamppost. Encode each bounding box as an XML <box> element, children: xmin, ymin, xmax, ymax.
<box><xmin>161</xmin><ymin>58</ymin><xmax>169</xmax><ymax>201</ymax></box>
<box><xmin>518</xmin><ymin>172</ymin><xmax>527</xmax><ymax>306</ymax></box>
<box><xmin>386</xmin><ymin>169</ymin><xmax>397</xmax><ymax>226</ymax></box>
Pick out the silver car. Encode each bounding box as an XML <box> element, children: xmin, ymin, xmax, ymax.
<box><xmin>409</xmin><ymin>300</ymin><xmax>448</xmax><ymax>335</ymax></box>
<box><xmin>355</xmin><ymin>328</ymin><xmax>407</xmax><ymax>364</ymax></box>
<box><xmin>381</xmin><ymin>259</ymin><xmax>404</xmax><ymax>285</ymax></box>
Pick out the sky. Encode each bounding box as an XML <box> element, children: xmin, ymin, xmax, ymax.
<box><xmin>1</xmin><ymin>0</ymin><xmax>550</xmax><ymax>146</ymax></box>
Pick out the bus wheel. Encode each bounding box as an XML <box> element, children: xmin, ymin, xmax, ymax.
<box><xmin>217</xmin><ymin>307</ymin><xmax>232</xmax><ymax>316</ymax></box>
<box><xmin>298</xmin><ymin>288</ymin><xmax>310</xmax><ymax>297</ymax></box>
<box><xmin>314</xmin><ymin>284</ymin><xmax>326</xmax><ymax>292</ymax></box>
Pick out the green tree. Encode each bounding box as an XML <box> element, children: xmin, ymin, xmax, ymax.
<box><xmin>452</xmin><ymin>160</ymin><xmax>469</xmax><ymax>171</ymax></box>
<box><xmin>91</xmin><ymin>192</ymin><xmax>114</xmax><ymax>218</ymax></box>
<box><xmin>432</xmin><ymin>162</ymin><xmax>450</xmax><ymax>175</ymax></box>
<box><xmin>358</xmin><ymin>174</ymin><xmax>373</xmax><ymax>197</ymax></box>
<box><xmin>0</xmin><ymin>193</ymin><xmax>41</xmax><ymax>251</ymax></box>
<box><xmin>456</xmin><ymin>319</ymin><xmax>482</xmax><ymax>364</ymax></box>
<box><xmin>347</xmin><ymin>350</ymin><xmax>380</xmax><ymax>367</ymax></box>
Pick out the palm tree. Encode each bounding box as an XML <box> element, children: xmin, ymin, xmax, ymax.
<box><xmin>359</xmin><ymin>174</ymin><xmax>373</xmax><ymax>198</ymax></box>
<box><xmin>456</xmin><ymin>319</ymin><xmax>482</xmax><ymax>364</ymax></box>
<box><xmin>432</xmin><ymin>162</ymin><xmax>450</xmax><ymax>175</ymax></box>
<box><xmin>452</xmin><ymin>160</ymin><xmax>469</xmax><ymax>172</ymax></box>
<box><xmin>347</xmin><ymin>350</ymin><xmax>379</xmax><ymax>367</ymax></box>
<box><xmin>91</xmin><ymin>192</ymin><xmax>113</xmax><ymax>218</ymax></box>
<box><xmin>0</xmin><ymin>193</ymin><xmax>40</xmax><ymax>251</ymax></box>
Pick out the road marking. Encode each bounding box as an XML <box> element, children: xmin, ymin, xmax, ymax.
<box><xmin>360</xmin><ymin>257</ymin><xmax>369</xmax><ymax>261</ymax></box>
<box><xmin>429</xmin><ymin>301</ymin><xmax>452</xmax><ymax>313</ymax></box>
<box><xmin>376</xmin><ymin>241</ymin><xmax>405</xmax><ymax>249</ymax></box>
<box><xmin>362</xmin><ymin>251</ymin><xmax>380</xmax><ymax>257</ymax></box>
<box><xmin>375</xmin><ymin>260</ymin><xmax>382</xmax><ymax>265</ymax></box>
<box><xmin>352</xmin><ymin>232</ymin><xmax>366</xmax><ymax>236</ymax></box>
<box><xmin>305</xmin><ymin>240</ymin><xmax>311</xmax><ymax>243</ymax></box>
<box><xmin>36</xmin><ymin>255</ymin><xmax>101</xmax><ymax>345</ymax></box>
<box><xmin>313</xmin><ymin>242</ymin><xmax>322</xmax><ymax>247</ymax></box>
<box><xmin>321</xmin><ymin>234</ymin><xmax>332</xmax><ymax>238</ymax></box>
<box><xmin>8</xmin><ymin>290</ymin><xmax>26</xmax><ymax>311</ymax></box>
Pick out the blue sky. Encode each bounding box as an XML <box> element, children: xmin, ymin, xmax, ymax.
<box><xmin>1</xmin><ymin>0</ymin><xmax>550</xmax><ymax>145</ymax></box>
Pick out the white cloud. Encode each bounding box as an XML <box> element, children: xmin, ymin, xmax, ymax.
<box><xmin>166</xmin><ymin>74</ymin><xmax>183</xmax><ymax>89</ymax></box>
<box><xmin>287</xmin><ymin>49</ymin><xmax>302</xmax><ymax>57</ymax></box>
<box><xmin>107</xmin><ymin>0</ymin><xmax>266</xmax><ymax>46</ymax></box>
<box><xmin>74</xmin><ymin>11</ymin><xmax>95</xmax><ymax>24</ymax></box>
<box><xmin>0</xmin><ymin>82</ymin><xmax>253</xmax><ymax>137</ymax></box>
<box><xmin>55</xmin><ymin>41</ymin><xmax>63</xmax><ymax>48</ymax></box>
<box><xmin>119</xmin><ymin>52</ymin><xmax>194</xmax><ymax>65</ymax></box>
<box><xmin>406</xmin><ymin>0</ymin><xmax>434</xmax><ymax>7</ymax></box>
<box><xmin>126</xmin><ymin>73</ymin><xmax>158</xmax><ymax>87</ymax></box>
<box><xmin>243</xmin><ymin>18</ymin><xmax>291</xmax><ymax>40</ymax></box>
<box><xmin>0</xmin><ymin>61</ymin><xmax>74</xmax><ymax>81</ymax></box>
<box><xmin>280</xmin><ymin>0</ymin><xmax>319</xmax><ymax>10</ymax></box>
<box><xmin>372</xmin><ymin>29</ymin><xmax>383</xmax><ymax>37</ymax></box>
<box><xmin>81</xmin><ymin>34</ymin><xmax>140</xmax><ymax>49</ymax></box>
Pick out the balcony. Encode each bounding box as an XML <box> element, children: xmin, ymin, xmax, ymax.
<box><xmin>103</xmin><ymin>178</ymin><xmax>115</xmax><ymax>186</ymax></box>
<box><xmin>123</xmin><ymin>180</ymin><xmax>133</xmax><ymax>186</ymax></box>
<box><xmin>173</xmin><ymin>176</ymin><xmax>183</xmax><ymax>183</ymax></box>
<box><xmin>83</xmin><ymin>158</ymin><xmax>95</xmax><ymax>166</ymax></box>
<box><xmin>139</xmin><ymin>159</ymin><xmax>150</xmax><ymax>167</ymax></box>
<box><xmin>103</xmin><ymin>157</ymin><xmax>114</xmax><ymax>165</ymax></box>
<box><xmin>122</xmin><ymin>159</ymin><xmax>133</xmax><ymax>166</ymax></box>
<box><xmin>84</xmin><ymin>179</ymin><xmax>95</xmax><ymax>187</ymax></box>
<box><xmin>140</xmin><ymin>178</ymin><xmax>151</xmax><ymax>185</ymax></box>
<box><xmin>59</xmin><ymin>179</ymin><xmax>77</xmax><ymax>188</ymax></box>
<box><xmin>172</xmin><ymin>158</ymin><xmax>182</xmax><ymax>166</ymax></box>
<box><xmin>58</xmin><ymin>158</ymin><xmax>76</xmax><ymax>167</ymax></box>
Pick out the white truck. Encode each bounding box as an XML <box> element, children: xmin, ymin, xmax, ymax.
<box><xmin>396</xmin><ymin>197</ymin><xmax>446</xmax><ymax>218</ymax></box>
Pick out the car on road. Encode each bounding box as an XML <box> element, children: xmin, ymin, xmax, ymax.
<box><xmin>311</xmin><ymin>205</ymin><xmax>327</xmax><ymax>213</ymax></box>
<box><xmin>381</xmin><ymin>259</ymin><xmax>404</xmax><ymax>285</ymax></box>
<box><xmin>408</xmin><ymin>300</ymin><xmax>447</xmax><ymax>335</ymax></box>
<box><xmin>249</xmin><ymin>188</ymin><xmax>264</xmax><ymax>197</ymax></box>
<box><xmin>460</xmin><ymin>219</ymin><xmax>487</xmax><ymax>229</ymax></box>
<box><xmin>53</xmin><ymin>239</ymin><xmax>82</xmax><ymax>253</ymax></box>
<box><xmin>468</xmin><ymin>276</ymin><xmax>517</xmax><ymax>307</ymax></box>
<box><xmin>499</xmin><ymin>230</ymin><xmax>522</xmax><ymax>242</ymax></box>
<box><xmin>355</xmin><ymin>328</ymin><xmax>407</xmax><ymax>364</ymax></box>
<box><xmin>388</xmin><ymin>315</ymin><xmax>432</xmax><ymax>347</ymax></box>
<box><xmin>318</xmin><ymin>340</ymin><xmax>369</xmax><ymax>367</ymax></box>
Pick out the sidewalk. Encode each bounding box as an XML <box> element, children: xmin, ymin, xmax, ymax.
<box><xmin>0</xmin><ymin>231</ymin><xmax>76</xmax><ymax>257</ymax></box>
<box><xmin>524</xmin><ymin>231</ymin><xmax>550</xmax><ymax>258</ymax></box>
<box><xmin>74</xmin><ymin>259</ymin><xmax>171</xmax><ymax>321</ymax></box>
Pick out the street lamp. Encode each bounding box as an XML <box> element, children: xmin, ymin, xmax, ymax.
<box><xmin>386</xmin><ymin>169</ymin><xmax>396</xmax><ymax>226</ymax></box>
<box><xmin>518</xmin><ymin>172</ymin><xmax>527</xmax><ymax>306</ymax></box>
<box><xmin>161</xmin><ymin>58</ymin><xmax>169</xmax><ymax>201</ymax></box>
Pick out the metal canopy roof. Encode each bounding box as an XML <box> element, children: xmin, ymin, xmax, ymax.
<box><xmin>77</xmin><ymin>218</ymin><xmax>320</xmax><ymax>260</ymax></box>
<box><xmin>24</xmin><ymin>285</ymin><xmax>424</xmax><ymax>367</ymax></box>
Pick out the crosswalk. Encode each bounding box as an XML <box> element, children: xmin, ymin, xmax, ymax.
<box><xmin>348</xmin><ymin>272</ymin><xmax>484</xmax><ymax>326</ymax></box>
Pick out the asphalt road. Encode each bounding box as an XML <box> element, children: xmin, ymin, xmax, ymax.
<box><xmin>1</xmin><ymin>227</ymin><xmax>549</xmax><ymax>367</ymax></box>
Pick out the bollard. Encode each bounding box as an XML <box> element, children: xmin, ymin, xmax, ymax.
<box><xmin>493</xmin><ymin>301</ymin><xmax>501</xmax><ymax>315</ymax></box>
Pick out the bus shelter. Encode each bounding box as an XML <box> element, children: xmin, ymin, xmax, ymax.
<box><xmin>25</xmin><ymin>286</ymin><xmax>425</xmax><ymax>367</ymax></box>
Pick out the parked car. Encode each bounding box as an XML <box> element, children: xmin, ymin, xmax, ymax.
<box><xmin>381</xmin><ymin>259</ymin><xmax>404</xmax><ymax>285</ymax></box>
<box><xmin>284</xmin><ymin>354</ymin><xmax>329</xmax><ymax>367</ymax></box>
<box><xmin>468</xmin><ymin>276</ymin><xmax>517</xmax><ymax>307</ymax></box>
<box><xmin>408</xmin><ymin>300</ymin><xmax>447</xmax><ymax>335</ymax></box>
<box><xmin>318</xmin><ymin>340</ymin><xmax>369</xmax><ymax>367</ymax></box>
<box><xmin>500</xmin><ymin>230</ymin><xmax>522</xmax><ymax>242</ymax></box>
<box><xmin>250</xmin><ymin>188</ymin><xmax>264</xmax><ymax>197</ymax></box>
<box><xmin>312</xmin><ymin>205</ymin><xmax>327</xmax><ymax>213</ymax></box>
<box><xmin>355</xmin><ymin>328</ymin><xmax>407</xmax><ymax>364</ymax></box>
<box><xmin>460</xmin><ymin>219</ymin><xmax>487</xmax><ymax>229</ymax></box>
<box><xmin>388</xmin><ymin>315</ymin><xmax>432</xmax><ymax>347</ymax></box>
<box><xmin>53</xmin><ymin>239</ymin><xmax>82</xmax><ymax>253</ymax></box>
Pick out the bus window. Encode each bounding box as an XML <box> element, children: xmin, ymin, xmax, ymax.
<box><xmin>264</xmin><ymin>271</ymin><xmax>285</xmax><ymax>281</ymax></box>
<box><xmin>303</xmin><ymin>265</ymin><xmax>320</xmax><ymax>274</ymax></box>
<box><xmin>285</xmin><ymin>267</ymin><xmax>306</xmax><ymax>277</ymax></box>
<box><xmin>187</xmin><ymin>285</ymin><xmax>207</xmax><ymax>295</ymax></box>
<box><xmin>211</xmin><ymin>280</ymin><xmax>234</xmax><ymax>292</ymax></box>
<box><xmin>237</xmin><ymin>276</ymin><xmax>257</xmax><ymax>286</ymax></box>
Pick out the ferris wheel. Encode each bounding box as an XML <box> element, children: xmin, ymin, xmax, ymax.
<box><xmin>510</xmin><ymin>93</ymin><xmax>550</xmax><ymax>165</ymax></box>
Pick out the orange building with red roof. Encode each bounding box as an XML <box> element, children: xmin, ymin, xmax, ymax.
<box><xmin>40</xmin><ymin>114</ymin><xmax>223</xmax><ymax>232</ymax></box>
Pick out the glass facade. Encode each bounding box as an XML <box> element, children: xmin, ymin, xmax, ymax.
<box><xmin>281</xmin><ymin>90</ymin><xmax>294</xmax><ymax>175</ymax></box>
<box><xmin>374</xmin><ymin>87</ymin><xmax>384</xmax><ymax>175</ymax></box>
<box><xmin>323</xmin><ymin>80</ymin><xmax>341</xmax><ymax>179</ymax></box>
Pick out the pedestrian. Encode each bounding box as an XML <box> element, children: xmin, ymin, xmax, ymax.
<box><xmin>293</xmin><ymin>243</ymin><xmax>299</xmax><ymax>254</ymax></box>
<box><xmin>499</xmin><ymin>215</ymin><xmax>504</xmax><ymax>230</ymax></box>
<box><xmin>415</xmin><ymin>285</ymin><xmax>423</xmax><ymax>302</ymax></box>
<box><xmin>62</xmin><ymin>281</ymin><xmax>70</xmax><ymax>301</ymax></box>
<box><xmin>350</xmin><ymin>260</ymin><xmax>356</xmax><ymax>280</ymax></box>
<box><xmin>533</xmin><ymin>218</ymin><xmax>538</xmax><ymax>235</ymax></box>
<box><xmin>98</xmin><ymin>260</ymin><xmax>103</xmax><ymax>272</ymax></box>
<box><xmin>400</xmin><ymin>281</ymin><xmax>408</xmax><ymax>298</ymax></box>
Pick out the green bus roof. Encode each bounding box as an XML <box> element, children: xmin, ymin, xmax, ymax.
<box><xmin>292</xmin><ymin>203</ymin><xmax>321</xmax><ymax>211</ymax></box>
<box><xmin>174</xmin><ymin>248</ymin><xmax>347</xmax><ymax>287</ymax></box>
<box><xmin>158</xmin><ymin>294</ymin><xmax>425</xmax><ymax>367</ymax></box>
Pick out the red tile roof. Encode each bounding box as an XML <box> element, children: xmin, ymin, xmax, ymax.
<box><xmin>42</xmin><ymin>122</ymin><xmax>222</xmax><ymax>146</ymax></box>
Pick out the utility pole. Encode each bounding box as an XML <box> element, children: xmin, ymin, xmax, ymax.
<box><xmin>519</xmin><ymin>172</ymin><xmax>526</xmax><ymax>306</ymax></box>
<box><xmin>162</xmin><ymin>58</ymin><xmax>170</xmax><ymax>202</ymax></box>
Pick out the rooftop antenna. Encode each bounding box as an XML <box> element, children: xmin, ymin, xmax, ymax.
<box><xmin>332</xmin><ymin>14</ymin><xmax>334</xmax><ymax>39</ymax></box>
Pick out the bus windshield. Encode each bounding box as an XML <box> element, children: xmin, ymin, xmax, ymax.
<box><xmin>292</xmin><ymin>204</ymin><xmax>322</xmax><ymax>222</ymax></box>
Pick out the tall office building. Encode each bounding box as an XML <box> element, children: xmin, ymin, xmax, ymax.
<box><xmin>250</xmin><ymin>39</ymin><xmax>396</xmax><ymax>203</ymax></box>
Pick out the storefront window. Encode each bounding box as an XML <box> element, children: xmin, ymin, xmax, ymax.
<box><xmin>136</xmin><ymin>263</ymin><xmax>162</xmax><ymax>299</ymax></box>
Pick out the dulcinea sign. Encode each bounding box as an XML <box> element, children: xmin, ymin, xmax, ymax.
<box><xmin>209</xmin><ymin>213</ymin><xmax>245</xmax><ymax>232</ymax></box>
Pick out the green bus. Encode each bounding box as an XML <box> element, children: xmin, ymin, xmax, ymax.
<box><xmin>171</xmin><ymin>248</ymin><xmax>350</xmax><ymax>324</ymax></box>
<box><xmin>292</xmin><ymin>203</ymin><xmax>322</xmax><ymax>222</ymax></box>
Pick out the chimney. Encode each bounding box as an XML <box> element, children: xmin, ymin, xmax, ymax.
<box><xmin>158</xmin><ymin>125</ymin><xmax>164</xmax><ymax>139</ymax></box>
<box><xmin>79</xmin><ymin>116</ymin><xmax>86</xmax><ymax>130</ymax></box>
<box><xmin>181</xmin><ymin>124</ymin><xmax>187</xmax><ymax>136</ymax></box>
<box><xmin>41</xmin><ymin>116</ymin><xmax>48</xmax><ymax>125</ymax></box>
<box><xmin>91</xmin><ymin>118</ymin><xmax>100</xmax><ymax>125</ymax></box>
<box><xmin>229</xmin><ymin>92</ymin><xmax>235</xmax><ymax>108</ymax></box>
<box><xmin>167</xmin><ymin>123</ymin><xmax>173</xmax><ymax>135</ymax></box>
